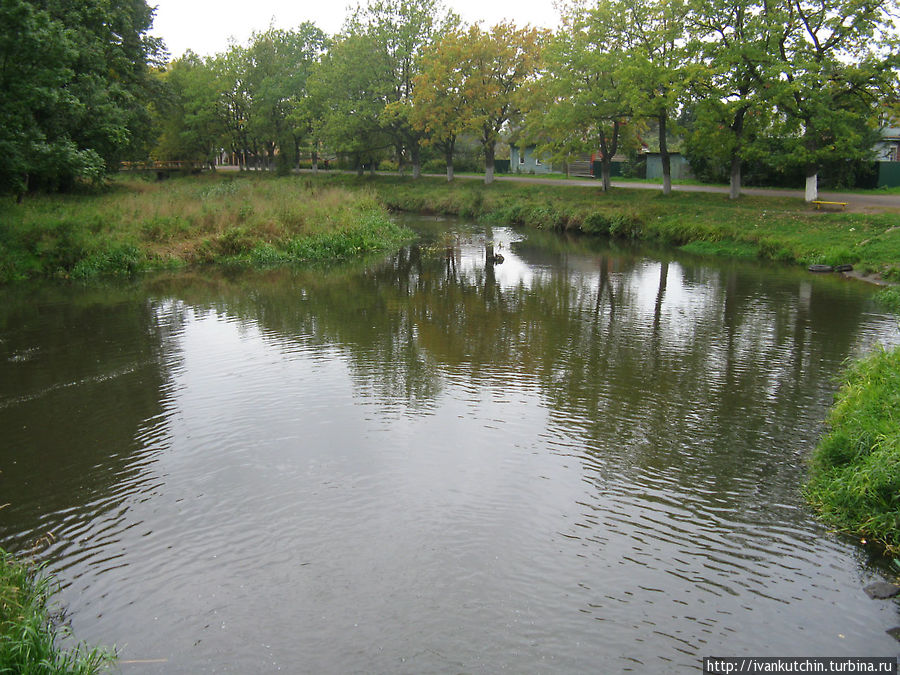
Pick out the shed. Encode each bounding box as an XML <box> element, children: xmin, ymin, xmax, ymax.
<box><xmin>645</xmin><ymin>152</ymin><xmax>693</xmax><ymax>181</ymax></box>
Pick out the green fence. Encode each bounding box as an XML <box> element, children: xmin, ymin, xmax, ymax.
<box><xmin>592</xmin><ymin>161</ymin><xmax>623</xmax><ymax>178</ymax></box>
<box><xmin>495</xmin><ymin>159</ymin><xmax>510</xmax><ymax>174</ymax></box>
<box><xmin>878</xmin><ymin>162</ymin><xmax>900</xmax><ymax>188</ymax></box>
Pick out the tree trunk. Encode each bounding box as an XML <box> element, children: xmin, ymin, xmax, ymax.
<box><xmin>396</xmin><ymin>142</ymin><xmax>405</xmax><ymax>174</ymax></box>
<box><xmin>729</xmin><ymin>155</ymin><xmax>742</xmax><ymax>200</ymax></box>
<box><xmin>728</xmin><ymin>106</ymin><xmax>747</xmax><ymax>200</ymax></box>
<box><xmin>484</xmin><ymin>141</ymin><xmax>495</xmax><ymax>185</ymax></box>
<box><xmin>805</xmin><ymin>169</ymin><xmax>818</xmax><ymax>202</ymax></box>
<box><xmin>601</xmin><ymin>159</ymin><xmax>611</xmax><ymax>192</ymax></box>
<box><xmin>411</xmin><ymin>142</ymin><xmax>421</xmax><ymax>179</ymax></box>
<box><xmin>312</xmin><ymin>147</ymin><xmax>318</xmax><ymax>174</ymax></box>
<box><xmin>445</xmin><ymin>138</ymin><xmax>456</xmax><ymax>181</ymax></box>
<box><xmin>599</xmin><ymin>121</ymin><xmax>620</xmax><ymax>193</ymax></box>
<box><xmin>659</xmin><ymin>113</ymin><xmax>672</xmax><ymax>195</ymax></box>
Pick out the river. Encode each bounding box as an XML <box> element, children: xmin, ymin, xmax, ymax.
<box><xmin>1</xmin><ymin>215</ymin><xmax>898</xmax><ymax>672</ymax></box>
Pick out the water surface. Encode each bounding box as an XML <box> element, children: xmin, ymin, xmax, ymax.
<box><xmin>1</xmin><ymin>217</ymin><xmax>899</xmax><ymax>672</ymax></box>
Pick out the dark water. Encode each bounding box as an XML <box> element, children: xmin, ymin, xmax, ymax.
<box><xmin>1</xmin><ymin>216</ymin><xmax>899</xmax><ymax>673</ymax></box>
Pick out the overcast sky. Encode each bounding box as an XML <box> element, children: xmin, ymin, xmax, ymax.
<box><xmin>150</xmin><ymin>0</ymin><xmax>561</xmax><ymax>59</ymax></box>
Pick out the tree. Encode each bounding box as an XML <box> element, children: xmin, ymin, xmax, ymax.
<box><xmin>154</xmin><ymin>52</ymin><xmax>226</xmax><ymax>165</ymax></box>
<box><xmin>457</xmin><ymin>23</ymin><xmax>546</xmax><ymax>184</ymax></box>
<box><xmin>212</xmin><ymin>44</ymin><xmax>255</xmax><ymax>169</ymax></box>
<box><xmin>767</xmin><ymin>0</ymin><xmax>897</xmax><ymax>201</ymax></box>
<box><xmin>409</xmin><ymin>26</ymin><xmax>472</xmax><ymax>180</ymax></box>
<box><xmin>616</xmin><ymin>0</ymin><xmax>694</xmax><ymax>195</ymax></box>
<box><xmin>307</xmin><ymin>33</ymin><xmax>395</xmax><ymax>172</ymax></box>
<box><xmin>245</xmin><ymin>24</ymin><xmax>327</xmax><ymax>172</ymax></box>
<box><xmin>350</xmin><ymin>0</ymin><xmax>455</xmax><ymax>178</ymax></box>
<box><xmin>686</xmin><ymin>0</ymin><xmax>777</xmax><ymax>198</ymax></box>
<box><xmin>529</xmin><ymin>3</ymin><xmax>638</xmax><ymax>191</ymax></box>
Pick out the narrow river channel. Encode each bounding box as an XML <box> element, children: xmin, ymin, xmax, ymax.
<box><xmin>1</xmin><ymin>215</ymin><xmax>898</xmax><ymax>672</ymax></box>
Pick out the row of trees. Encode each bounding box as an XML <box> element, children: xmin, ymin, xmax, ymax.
<box><xmin>157</xmin><ymin>0</ymin><xmax>897</xmax><ymax>200</ymax></box>
<box><xmin>154</xmin><ymin>3</ymin><xmax>547</xmax><ymax>185</ymax></box>
<box><xmin>2</xmin><ymin>0</ymin><xmax>896</xmax><ymax>200</ymax></box>
<box><xmin>536</xmin><ymin>0</ymin><xmax>899</xmax><ymax>199</ymax></box>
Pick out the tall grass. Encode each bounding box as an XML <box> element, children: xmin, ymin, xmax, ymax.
<box><xmin>0</xmin><ymin>174</ymin><xmax>412</xmax><ymax>283</ymax></box>
<box><xmin>805</xmin><ymin>346</ymin><xmax>900</xmax><ymax>555</ymax></box>
<box><xmin>0</xmin><ymin>549</ymin><xmax>113</xmax><ymax>673</ymax></box>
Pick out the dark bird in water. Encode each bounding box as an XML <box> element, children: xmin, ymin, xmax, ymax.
<box><xmin>487</xmin><ymin>253</ymin><xmax>504</xmax><ymax>264</ymax></box>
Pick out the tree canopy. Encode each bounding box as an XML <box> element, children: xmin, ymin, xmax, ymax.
<box><xmin>0</xmin><ymin>0</ymin><xmax>162</xmax><ymax>198</ymax></box>
<box><xmin>3</xmin><ymin>0</ymin><xmax>897</xmax><ymax>198</ymax></box>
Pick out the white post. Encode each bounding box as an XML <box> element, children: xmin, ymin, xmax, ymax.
<box><xmin>805</xmin><ymin>173</ymin><xmax>818</xmax><ymax>202</ymax></box>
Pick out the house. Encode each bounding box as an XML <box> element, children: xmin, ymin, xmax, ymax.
<box><xmin>510</xmin><ymin>145</ymin><xmax>553</xmax><ymax>174</ymax></box>
<box><xmin>874</xmin><ymin>127</ymin><xmax>900</xmax><ymax>162</ymax></box>
<box><xmin>875</xmin><ymin>127</ymin><xmax>900</xmax><ymax>188</ymax></box>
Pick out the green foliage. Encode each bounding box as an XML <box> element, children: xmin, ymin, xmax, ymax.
<box><xmin>805</xmin><ymin>346</ymin><xmax>900</xmax><ymax>554</ymax></box>
<box><xmin>0</xmin><ymin>0</ymin><xmax>162</xmax><ymax>196</ymax></box>
<box><xmin>0</xmin><ymin>549</ymin><xmax>113</xmax><ymax>673</ymax></box>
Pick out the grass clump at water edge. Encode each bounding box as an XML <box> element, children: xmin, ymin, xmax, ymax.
<box><xmin>805</xmin><ymin>346</ymin><xmax>900</xmax><ymax>555</ymax></box>
<box><xmin>1</xmin><ymin>548</ymin><xmax>113</xmax><ymax>673</ymax></box>
<box><xmin>0</xmin><ymin>175</ymin><xmax>413</xmax><ymax>283</ymax></box>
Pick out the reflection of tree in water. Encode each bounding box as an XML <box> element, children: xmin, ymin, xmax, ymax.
<box><xmin>147</xmin><ymin>232</ymin><xmax>881</xmax><ymax>515</ymax></box>
<box><xmin>0</xmin><ymin>283</ymin><xmax>174</xmax><ymax>556</ymax></box>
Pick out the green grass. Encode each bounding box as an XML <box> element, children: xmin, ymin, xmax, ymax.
<box><xmin>874</xmin><ymin>287</ymin><xmax>900</xmax><ymax>312</ymax></box>
<box><xmin>1</xmin><ymin>549</ymin><xmax>113</xmax><ymax>673</ymax></box>
<box><xmin>805</xmin><ymin>346</ymin><xmax>900</xmax><ymax>555</ymax></box>
<box><xmin>0</xmin><ymin>174</ymin><xmax>413</xmax><ymax>283</ymax></box>
<box><xmin>308</xmin><ymin>174</ymin><xmax>900</xmax><ymax>279</ymax></box>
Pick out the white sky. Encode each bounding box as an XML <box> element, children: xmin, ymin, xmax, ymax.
<box><xmin>150</xmin><ymin>0</ymin><xmax>561</xmax><ymax>59</ymax></box>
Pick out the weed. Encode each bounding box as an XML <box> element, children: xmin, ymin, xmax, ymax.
<box><xmin>0</xmin><ymin>548</ymin><xmax>114</xmax><ymax>673</ymax></box>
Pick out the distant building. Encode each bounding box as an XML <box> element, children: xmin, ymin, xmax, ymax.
<box><xmin>645</xmin><ymin>152</ymin><xmax>693</xmax><ymax>181</ymax></box>
<box><xmin>510</xmin><ymin>144</ymin><xmax>553</xmax><ymax>174</ymax></box>
<box><xmin>874</xmin><ymin>127</ymin><xmax>900</xmax><ymax>162</ymax></box>
<box><xmin>875</xmin><ymin>126</ymin><xmax>900</xmax><ymax>188</ymax></box>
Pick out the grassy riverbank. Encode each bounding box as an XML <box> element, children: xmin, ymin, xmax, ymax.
<box><xmin>805</xmin><ymin>346</ymin><xmax>900</xmax><ymax>555</ymax></box>
<box><xmin>316</xmin><ymin>175</ymin><xmax>900</xmax><ymax>281</ymax></box>
<box><xmin>1</xmin><ymin>549</ymin><xmax>111</xmax><ymax>673</ymax></box>
<box><xmin>0</xmin><ymin>175</ymin><xmax>412</xmax><ymax>283</ymax></box>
